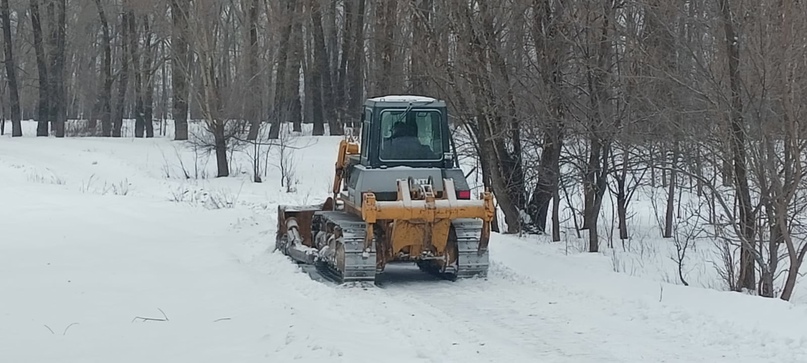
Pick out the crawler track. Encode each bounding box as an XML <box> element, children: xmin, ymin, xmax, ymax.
<box><xmin>451</xmin><ymin>218</ymin><xmax>490</xmax><ymax>279</ymax></box>
<box><xmin>313</xmin><ymin>211</ymin><xmax>378</xmax><ymax>284</ymax></box>
<box><xmin>280</xmin><ymin>212</ymin><xmax>489</xmax><ymax>285</ymax></box>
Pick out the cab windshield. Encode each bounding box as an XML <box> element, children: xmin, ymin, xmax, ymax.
<box><xmin>378</xmin><ymin>109</ymin><xmax>444</xmax><ymax>161</ymax></box>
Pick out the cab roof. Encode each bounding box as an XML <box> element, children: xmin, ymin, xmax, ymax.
<box><xmin>364</xmin><ymin>95</ymin><xmax>446</xmax><ymax>107</ymax></box>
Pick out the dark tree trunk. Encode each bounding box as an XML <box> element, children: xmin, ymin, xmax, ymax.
<box><xmin>308</xmin><ymin>0</ymin><xmax>325</xmax><ymax>136</ymax></box>
<box><xmin>719</xmin><ymin>0</ymin><xmax>756</xmax><ymax>291</ymax></box>
<box><xmin>548</xmin><ymin>132</ymin><xmax>563</xmax><ymax>241</ymax></box>
<box><xmin>245</xmin><ymin>0</ymin><xmax>261</xmax><ymax>140</ymax></box>
<box><xmin>56</xmin><ymin>0</ymin><xmax>66</xmax><ymax>137</ymax></box>
<box><xmin>129</xmin><ymin>13</ymin><xmax>144</xmax><ymax>138</ymax></box>
<box><xmin>269</xmin><ymin>0</ymin><xmax>293</xmax><ymax>139</ymax></box>
<box><xmin>95</xmin><ymin>0</ymin><xmax>112</xmax><ymax>136</ymax></box>
<box><xmin>287</xmin><ymin>0</ymin><xmax>303</xmax><ymax>132</ymax></box>
<box><xmin>528</xmin><ymin>127</ymin><xmax>560</xmax><ymax>234</ymax></box>
<box><xmin>335</xmin><ymin>0</ymin><xmax>352</xmax><ymax>126</ymax></box>
<box><xmin>583</xmin><ymin>142</ymin><xmax>597</xmax><ymax>232</ymax></box>
<box><xmin>45</xmin><ymin>0</ymin><xmax>66</xmax><ymax>138</ymax></box>
<box><xmin>326</xmin><ymin>0</ymin><xmax>338</xmax><ymax>96</ymax></box>
<box><xmin>1</xmin><ymin>0</ymin><xmax>21</xmax><ymax>137</ymax></box>
<box><xmin>722</xmin><ymin>145</ymin><xmax>732</xmax><ymax>187</ymax></box>
<box><xmin>583</xmin><ymin>134</ymin><xmax>609</xmax><ymax>251</ymax></box>
<box><xmin>582</xmin><ymin>112</ymin><xmax>611</xmax><ymax>251</ymax></box>
<box><xmin>142</xmin><ymin>15</ymin><xmax>154</xmax><ymax>138</ymax></box>
<box><xmin>309</xmin><ymin>50</ymin><xmax>325</xmax><ymax>136</ymax></box>
<box><xmin>410</xmin><ymin>0</ymin><xmax>432</xmax><ymax>94</ymax></box>
<box><xmin>373</xmin><ymin>0</ymin><xmax>397</xmax><ymax>95</ymax></box>
<box><xmin>551</xmin><ymin>178</ymin><xmax>561</xmax><ymax>242</ymax></box>
<box><xmin>85</xmin><ymin>46</ymin><xmax>99</xmax><ymax>134</ymax></box>
<box><xmin>346</xmin><ymin>0</ymin><xmax>366</xmax><ymax>123</ymax></box>
<box><xmin>310</xmin><ymin>0</ymin><xmax>340</xmax><ymax>136</ymax></box>
<box><xmin>477</xmin><ymin>152</ymin><xmax>500</xmax><ymax>234</ymax></box>
<box><xmin>582</xmin><ymin>0</ymin><xmax>613</xmax><ymax>252</ymax></box>
<box><xmin>171</xmin><ymin>0</ymin><xmax>190</xmax><ymax>140</ymax></box>
<box><xmin>609</xmin><ymin>146</ymin><xmax>631</xmax><ymax>241</ymax></box>
<box><xmin>303</xmin><ymin>32</ymin><xmax>320</xmax><ymax>133</ymax></box>
<box><xmin>30</xmin><ymin>0</ymin><xmax>49</xmax><ymax>136</ymax></box>
<box><xmin>113</xmin><ymin>10</ymin><xmax>130</xmax><ymax>138</ymax></box>
<box><xmin>664</xmin><ymin>142</ymin><xmax>678</xmax><ymax>238</ymax></box>
<box><xmin>475</xmin><ymin>116</ymin><xmax>521</xmax><ymax>234</ymax></box>
<box><xmin>160</xmin><ymin>42</ymin><xmax>168</xmax><ymax>136</ymax></box>
<box><xmin>528</xmin><ymin>185</ymin><xmax>551</xmax><ymax>234</ymax></box>
<box><xmin>214</xmin><ymin>123</ymin><xmax>229</xmax><ymax>177</ymax></box>
<box><xmin>760</xmin><ymin>204</ymin><xmax>780</xmax><ymax>298</ymax></box>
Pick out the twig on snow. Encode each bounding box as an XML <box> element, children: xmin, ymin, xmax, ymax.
<box><xmin>132</xmin><ymin>308</ymin><xmax>170</xmax><ymax>323</ymax></box>
<box><xmin>43</xmin><ymin>323</ymin><xmax>79</xmax><ymax>335</ymax></box>
<box><xmin>63</xmin><ymin>322</ymin><xmax>79</xmax><ymax>335</ymax></box>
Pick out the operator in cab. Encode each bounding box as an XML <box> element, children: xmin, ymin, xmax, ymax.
<box><xmin>380</xmin><ymin>122</ymin><xmax>437</xmax><ymax>161</ymax></box>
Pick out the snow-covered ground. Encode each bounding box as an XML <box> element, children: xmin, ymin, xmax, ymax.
<box><xmin>2</xmin><ymin>120</ymin><xmax>807</xmax><ymax>362</ymax></box>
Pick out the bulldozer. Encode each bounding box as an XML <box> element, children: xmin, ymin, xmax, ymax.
<box><xmin>275</xmin><ymin>95</ymin><xmax>495</xmax><ymax>283</ymax></box>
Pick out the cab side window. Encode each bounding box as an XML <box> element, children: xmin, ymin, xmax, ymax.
<box><xmin>361</xmin><ymin>108</ymin><xmax>371</xmax><ymax>160</ymax></box>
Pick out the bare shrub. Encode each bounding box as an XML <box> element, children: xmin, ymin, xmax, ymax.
<box><xmin>26</xmin><ymin>169</ymin><xmax>66</xmax><ymax>185</ymax></box>
<box><xmin>78</xmin><ymin>175</ymin><xmax>130</xmax><ymax>196</ymax></box>
<box><xmin>167</xmin><ymin>183</ymin><xmax>242</xmax><ymax>209</ymax></box>
<box><xmin>670</xmin><ymin>197</ymin><xmax>708</xmax><ymax>286</ymax></box>
<box><xmin>64</xmin><ymin>120</ymin><xmax>93</xmax><ymax>137</ymax></box>
<box><xmin>205</xmin><ymin>187</ymin><xmax>241</xmax><ymax>209</ymax></box>
<box><xmin>278</xmin><ymin>139</ymin><xmax>298</xmax><ymax>193</ymax></box>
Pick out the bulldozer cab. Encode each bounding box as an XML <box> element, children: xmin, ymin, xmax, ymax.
<box><xmin>335</xmin><ymin>95</ymin><xmax>470</xmax><ymax>206</ymax></box>
<box><xmin>359</xmin><ymin>96</ymin><xmax>456</xmax><ymax>169</ymax></box>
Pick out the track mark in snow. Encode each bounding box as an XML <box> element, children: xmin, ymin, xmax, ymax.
<box><xmin>370</xmin><ymin>264</ymin><xmax>596</xmax><ymax>362</ymax></box>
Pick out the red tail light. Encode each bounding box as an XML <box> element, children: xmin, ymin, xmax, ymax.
<box><xmin>457</xmin><ymin>190</ymin><xmax>471</xmax><ymax>200</ymax></box>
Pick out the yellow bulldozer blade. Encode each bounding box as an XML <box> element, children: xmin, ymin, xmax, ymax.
<box><xmin>361</xmin><ymin>178</ymin><xmax>494</xmax><ymax>265</ymax></box>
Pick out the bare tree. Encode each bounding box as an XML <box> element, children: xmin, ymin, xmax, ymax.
<box><xmin>575</xmin><ymin>0</ymin><xmax>617</xmax><ymax>252</ymax></box>
<box><xmin>244</xmin><ymin>0</ymin><xmax>261</xmax><ymax>140</ymax></box>
<box><xmin>30</xmin><ymin>0</ymin><xmax>49</xmax><ymax>136</ymax></box>
<box><xmin>310</xmin><ymin>0</ymin><xmax>340</xmax><ymax>135</ymax></box>
<box><xmin>45</xmin><ymin>0</ymin><xmax>67</xmax><ymax>137</ymax></box>
<box><xmin>524</xmin><ymin>0</ymin><xmax>567</xmax><ymax>241</ymax></box>
<box><xmin>130</xmin><ymin>9</ymin><xmax>145</xmax><ymax>138</ymax></box>
<box><xmin>142</xmin><ymin>14</ymin><xmax>155</xmax><ymax>138</ymax></box>
<box><xmin>94</xmin><ymin>0</ymin><xmax>113</xmax><ymax>136</ymax></box>
<box><xmin>171</xmin><ymin>0</ymin><xmax>191</xmax><ymax>140</ymax></box>
<box><xmin>269</xmin><ymin>0</ymin><xmax>293</xmax><ymax>139</ymax></box>
<box><xmin>346</xmin><ymin>0</ymin><xmax>366</xmax><ymax>126</ymax></box>
<box><xmin>112</xmin><ymin>5</ymin><xmax>130</xmax><ymax>138</ymax></box>
<box><xmin>718</xmin><ymin>0</ymin><xmax>756</xmax><ymax>291</ymax></box>
<box><xmin>371</xmin><ymin>0</ymin><xmax>397</xmax><ymax>96</ymax></box>
<box><xmin>1</xmin><ymin>0</ymin><xmax>21</xmax><ymax>137</ymax></box>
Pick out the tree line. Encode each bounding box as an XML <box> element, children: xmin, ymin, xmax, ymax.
<box><xmin>2</xmin><ymin>0</ymin><xmax>807</xmax><ymax>300</ymax></box>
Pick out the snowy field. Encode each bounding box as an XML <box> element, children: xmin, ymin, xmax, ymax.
<box><xmin>2</xmin><ymin>120</ymin><xmax>807</xmax><ymax>362</ymax></box>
